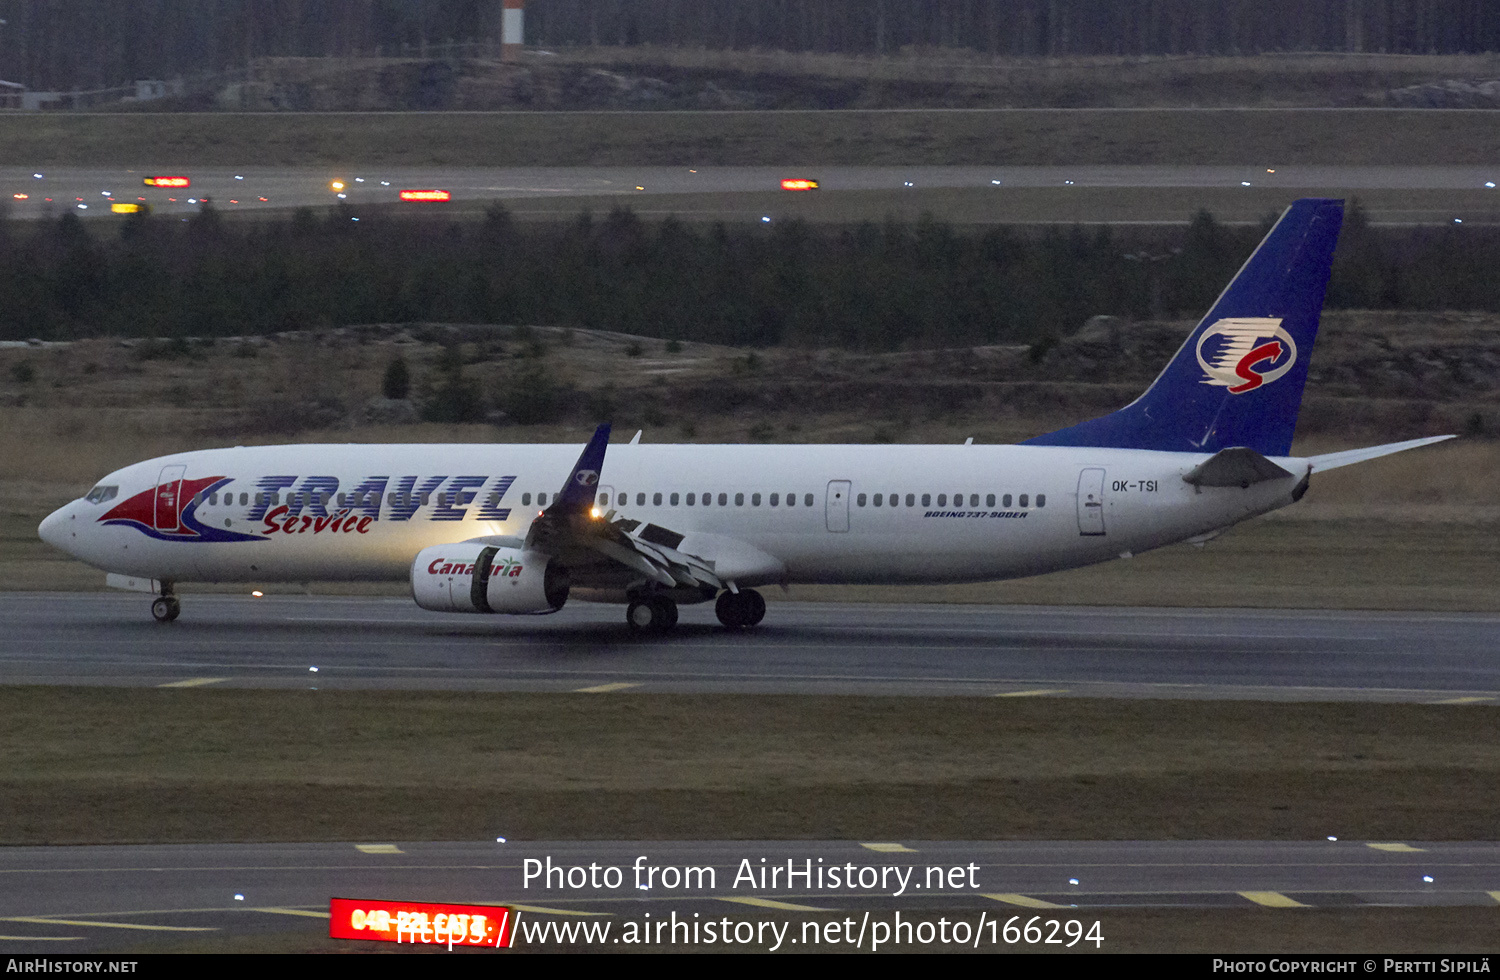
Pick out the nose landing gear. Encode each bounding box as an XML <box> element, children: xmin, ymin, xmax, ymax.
<box><xmin>715</xmin><ymin>588</ymin><xmax>765</xmax><ymax>629</ymax></box>
<box><xmin>151</xmin><ymin>584</ymin><xmax>180</xmax><ymax>623</ymax></box>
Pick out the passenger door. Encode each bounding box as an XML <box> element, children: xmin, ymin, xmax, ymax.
<box><xmin>1077</xmin><ymin>468</ymin><xmax>1106</xmax><ymax>536</ymax></box>
<box><xmin>154</xmin><ymin>465</ymin><xmax>187</xmax><ymax>532</ymax></box>
<box><xmin>825</xmin><ymin>480</ymin><xmax>850</xmax><ymax>532</ymax></box>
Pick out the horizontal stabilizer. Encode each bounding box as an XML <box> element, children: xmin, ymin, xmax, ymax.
<box><xmin>1183</xmin><ymin>447</ymin><xmax>1295</xmax><ymax>488</ymax></box>
<box><xmin>1307</xmin><ymin>434</ymin><xmax>1456</xmax><ymax>473</ymax></box>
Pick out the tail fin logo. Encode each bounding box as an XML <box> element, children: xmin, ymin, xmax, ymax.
<box><xmin>1196</xmin><ymin>318</ymin><xmax>1297</xmax><ymax>395</ymax></box>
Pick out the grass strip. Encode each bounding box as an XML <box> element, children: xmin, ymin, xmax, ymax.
<box><xmin>3</xmin><ymin>109</ymin><xmax>1499</xmax><ymax>168</ymax></box>
<box><xmin>2</xmin><ymin>688</ymin><xmax>1496</xmax><ymax>845</ymax></box>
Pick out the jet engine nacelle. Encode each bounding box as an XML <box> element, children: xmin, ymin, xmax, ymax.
<box><xmin>411</xmin><ymin>543</ymin><xmax>569</xmax><ymax>614</ymax></box>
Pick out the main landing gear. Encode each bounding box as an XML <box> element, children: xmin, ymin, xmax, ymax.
<box><xmin>623</xmin><ymin>588</ymin><xmax>766</xmax><ymax>633</ymax></box>
<box><xmin>626</xmin><ymin>595</ymin><xmax>678</xmax><ymax>633</ymax></box>
<box><xmin>715</xmin><ymin>588</ymin><xmax>765</xmax><ymax>629</ymax></box>
<box><xmin>151</xmin><ymin>584</ymin><xmax>181</xmax><ymax>623</ymax></box>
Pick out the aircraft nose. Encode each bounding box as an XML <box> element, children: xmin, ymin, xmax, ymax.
<box><xmin>38</xmin><ymin>504</ymin><xmax>74</xmax><ymax>551</ymax></box>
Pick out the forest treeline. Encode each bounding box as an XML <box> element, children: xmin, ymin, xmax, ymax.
<box><xmin>3</xmin><ymin>0</ymin><xmax>1497</xmax><ymax>92</ymax></box>
<box><xmin>0</xmin><ymin>203</ymin><xmax>1495</xmax><ymax>348</ymax></box>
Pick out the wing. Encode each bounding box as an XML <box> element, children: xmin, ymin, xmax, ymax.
<box><xmin>519</xmin><ymin>424</ymin><xmax>782</xmax><ymax>595</ymax></box>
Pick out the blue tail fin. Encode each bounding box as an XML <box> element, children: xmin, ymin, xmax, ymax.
<box><xmin>1024</xmin><ymin>198</ymin><xmax>1344</xmax><ymax>457</ymax></box>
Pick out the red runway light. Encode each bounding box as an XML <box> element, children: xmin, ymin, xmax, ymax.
<box><xmin>399</xmin><ymin>189</ymin><xmax>451</xmax><ymax>202</ymax></box>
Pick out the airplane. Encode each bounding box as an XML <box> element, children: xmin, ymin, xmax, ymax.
<box><xmin>38</xmin><ymin>198</ymin><xmax>1453</xmax><ymax>631</ymax></box>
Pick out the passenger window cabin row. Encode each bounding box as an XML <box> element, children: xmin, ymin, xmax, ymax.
<box><xmin>596</xmin><ymin>491</ymin><xmax>1044</xmax><ymax>510</ymax></box>
<box><xmin>195</xmin><ymin>487</ymin><xmax>1045</xmax><ymax>512</ymax></box>
<box><xmin>594</xmin><ymin>492</ymin><xmax>815</xmax><ymax>508</ymax></box>
<box><xmin>200</xmin><ymin>490</ymin><xmax>498</xmax><ymax>508</ymax></box>
<box><xmin>858</xmin><ymin>492</ymin><xmax>1044</xmax><ymax>509</ymax></box>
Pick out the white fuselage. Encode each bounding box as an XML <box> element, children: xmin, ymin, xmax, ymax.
<box><xmin>40</xmin><ymin>442</ymin><xmax>1307</xmax><ymax>590</ymax></box>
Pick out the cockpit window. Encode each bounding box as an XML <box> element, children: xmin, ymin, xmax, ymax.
<box><xmin>84</xmin><ymin>485</ymin><xmax>118</xmax><ymax>504</ymax></box>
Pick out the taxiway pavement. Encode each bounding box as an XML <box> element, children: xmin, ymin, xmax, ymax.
<box><xmin>0</xmin><ymin>839</ymin><xmax>1494</xmax><ymax>952</ymax></box>
<box><xmin>0</xmin><ymin>594</ymin><xmax>1495</xmax><ymax>705</ymax></box>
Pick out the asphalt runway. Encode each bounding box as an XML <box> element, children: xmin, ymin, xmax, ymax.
<box><xmin>1</xmin><ymin>594</ymin><xmax>1496</xmax><ymax>705</ymax></box>
<box><xmin>1</xmin><ymin>839</ymin><xmax>1495</xmax><ymax>952</ymax></box>
<box><xmin>5</xmin><ymin>164</ymin><xmax>1498</xmax><ymax>224</ymax></box>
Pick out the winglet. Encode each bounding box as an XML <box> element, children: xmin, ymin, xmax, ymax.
<box><xmin>550</xmin><ymin>423</ymin><xmax>611</xmax><ymax>514</ymax></box>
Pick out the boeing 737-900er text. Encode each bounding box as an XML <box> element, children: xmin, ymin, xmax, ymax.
<box><xmin>39</xmin><ymin>199</ymin><xmax>1453</xmax><ymax>631</ymax></box>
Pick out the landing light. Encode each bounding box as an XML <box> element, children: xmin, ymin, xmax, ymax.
<box><xmin>1267</xmin><ymin>169</ymin><xmax>1276</xmax><ymax>173</ymax></box>
<box><xmin>330</xmin><ymin>181</ymin><xmax>345</xmax><ymax>191</ymax></box>
<box><xmin>590</xmin><ymin>507</ymin><xmax>601</xmax><ymax>519</ymax></box>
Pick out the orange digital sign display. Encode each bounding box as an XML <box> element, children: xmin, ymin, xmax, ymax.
<box><xmin>329</xmin><ymin>898</ymin><xmax>516</xmax><ymax>947</ymax></box>
<box><xmin>399</xmin><ymin>189</ymin><xmax>452</xmax><ymax>202</ymax></box>
<box><xmin>143</xmin><ymin>176</ymin><xmax>191</xmax><ymax>188</ymax></box>
<box><xmin>780</xmin><ymin>178</ymin><xmax>820</xmax><ymax>191</ymax></box>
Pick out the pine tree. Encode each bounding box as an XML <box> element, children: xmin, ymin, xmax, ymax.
<box><xmin>382</xmin><ymin>355</ymin><xmax>411</xmax><ymax>400</ymax></box>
